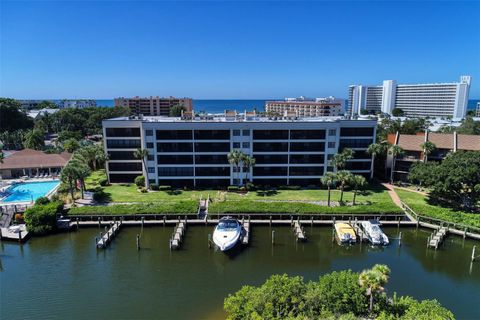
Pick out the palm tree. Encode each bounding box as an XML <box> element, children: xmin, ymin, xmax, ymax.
<box><xmin>0</xmin><ymin>152</ymin><xmax>4</xmax><ymax>164</ymax></box>
<box><xmin>242</xmin><ymin>155</ymin><xmax>256</xmax><ymax>184</ymax></box>
<box><xmin>420</xmin><ymin>141</ymin><xmax>436</xmax><ymax>162</ymax></box>
<box><xmin>336</xmin><ymin>170</ymin><xmax>353</xmax><ymax>203</ymax></box>
<box><xmin>359</xmin><ymin>264</ymin><xmax>391</xmax><ymax>313</ymax></box>
<box><xmin>23</xmin><ymin>129</ymin><xmax>45</xmax><ymax>150</ymax></box>
<box><xmin>228</xmin><ymin>149</ymin><xmax>244</xmax><ymax>186</ymax></box>
<box><xmin>134</xmin><ymin>148</ymin><xmax>150</xmax><ymax>189</ymax></box>
<box><xmin>79</xmin><ymin>144</ymin><xmax>107</xmax><ymax>171</ymax></box>
<box><xmin>331</xmin><ymin>148</ymin><xmax>355</xmax><ymax>171</ymax></box>
<box><xmin>61</xmin><ymin>163</ymin><xmax>80</xmax><ymax>202</ymax></box>
<box><xmin>367</xmin><ymin>143</ymin><xmax>386</xmax><ymax>180</ymax></box>
<box><xmin>69</xmin><ymin>154</ymin><xmax>91</xmax><ymax>199</ymax></box>
<box><xmin>321</xmin><ymin>172</ymin><xmax>337</xmax><ymax>207</ymax></box>
<box><xmin>388</xmin><ymin>145</ymin><xmax>404</xmax><ymax>184</ymax></box>
<box><xmin>351</xmin><ymin>175</ymin><xmax>367</xmax><ymax>205</ymax></box>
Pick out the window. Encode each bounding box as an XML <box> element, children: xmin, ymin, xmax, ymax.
<box><xmin>195</xmin><ymin>142</ymin><xmax>230</xmax><ymax>152</ymax></box>
<box><xmin>290</xmin><ymin>142</ymin><xmax>325</xmax><ymax>152</ymax></box>
<box><xmin>147</xmin><ymin>155</ymin><xmax>154</xmax><ymax>161</ymax></box>
<box><xmin>254</xmin><ymin>154</ymin><xmax>288</xmax><ymax>164</ymax></box>
<box><xmin>242</xmin><ymin>142</ymin><xmax>250</xmax><ymax>148</ymax></box>
<box><xmin>108</xmin><ymin>162</ymin><xmax>142</xmax><ymax>171</ymax></box>
<box><xmin>233</xmin><ymin>142</ymin><xmax>241</xmax><ymax>148</ymax></box>
<box><xmin>195</xmin><ymin>167</ymin><xmax>230</xmax><ymax>176</ymax></box>
<box><xmin>146</xmin><ymin>142</ymin><xmax>154</xmax><ymax>148</ymax></box>
<box><xmin>328</xmin><ymin>142</ymin><xmax>336</xmax><ymax>148</ymax></box>
<box><xmin>233</xmin><ymin>130</ymin><xmax>241</xmax><ymax>136</ymax></box>
<box><xmin>105</xmin><ymin>128</ymin><xmax>140</xmax><ymax>137</ymax></box>
<box><xmin>158</xmin><ymin>167</ymin><xmax>193</xmax><ymax>176</ymax></box>
<box><xmin>156</xmin><ymin>130</ymin><xmax>192</xmax><ymax>140</ymax></box>
<box><xmin>290</xmin><ymin>130</ymin><xmax>325</xmax><ymax>139</ymax></box>
<box><xmin>327</xmin><ymin>154</ymin><xmax>334</xmax><ymax>160</ymax></box>
<box><xmin>340</xmin><ymin>127</ymin><xmax>374</xmax><ymax>137</ymax></box>
<box><xmin>339</xmin><ymin>139</ymin><xmax>373</xmax><ymax>149</ymax></box>
<box><xmin>108</xmin><ymin>151</ymin><xmax>136</xmax><ymax>160</ymax></box>
<box><xmin>195</xmin><ymin>155</ymin><xmax>228</xmax><ymax>164</ymax></box>
<box><xmin>158</xmin><ymin>155</ymin><xmax>193</xmax><ymax>164</ymax></box>
<box><xmin>329</xmin><ymin>129</ymin><xmax>336</xmax><ymax>136</ymax></box>
<box><xmin>106</xmin><ymin>139</ymin><xmax>141</xmax><ymax>149</ymax></box>
<box><xmin>242</xmin><ymin>130</ymin><xmax>250</xmax><ymax>136</ymax></box>
<box><xmin>146</xmin><ymin>130</ymin><xmax>153</xmax><ymax>136</ymax></box>
<box><xmin>253</xmin><ymin>167</ymin><xmax>288</xmax><ymax>176</ymax></box>
<box><xmin>194</xmin><ymin>130</ymin><xmax>230</xmax><ymax>140</ymax></box>
<box><xmin>233</xmin><ymin>167</ymin><xmax>240</xmax><ymax>172</ymax></box>
<box><xmin>157</xmin><ymin>143</ymin><xmax>193</xmax><ymax>152</ymax></box>
<box><xmin>253</xmin><ymin>130</ymin><xmax>289</xmax><ymax>140</ymax></box>
<box><xmin>253</xmin><ymin>142</ymin><xmax>288</xmax><ymax>152</ymax></box>
<box><xmin>148</xmin><ymin>167</ymin><xmax>155</xmax><ymax>173</ymax></box>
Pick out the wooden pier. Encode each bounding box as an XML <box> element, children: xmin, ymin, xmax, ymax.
<box><xmin>0</xmin><ymin>224</ymin><xmax>29</xmax><ymax>242</ymax></box>
<box><xmin>169</xmin><ymin>220</ymin><xmax>187</xmax><ymax>250</ymax></box>
<box><xmin>292</xmin><ymin>221</ymin><xmax>306</xmax><ymax>241</ymax></box>
<box><xmin>242</xmin><ymin>218</ymin><xmax>250</xmax><ymax>245</ymax></box>
<box><xmin>428</xmin><ymin>227</ymin><xmax>448</xmax><ymax>250</ymax></box>
<box><xmin>96</xmin><ymin>221</ymin><xmax>122</xmax><ymax>248</ymax></box>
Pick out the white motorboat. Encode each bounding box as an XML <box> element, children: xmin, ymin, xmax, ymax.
<box><xmin>213</xmin><ymin>217</ymin><xmax>243</xmax><ymax>251</ymax></box>
<box><xmin>360</xmin><ymin>220</ymin><xmax>389</xmax><ymax>245</ymax></box>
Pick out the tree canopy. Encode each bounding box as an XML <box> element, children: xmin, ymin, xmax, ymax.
<box><xmin>0</xmin><ymin>98</ymin><xmax>34</xmax><ymax>132</ymax></box>
<box><xmin>409</xmin><ymin>151</ymin><xmax>480</xmax><ymax>211</ymax></box>
<box><xmin>224</xmin><ymin>265</ymin><xmax>453</xmax><ymax>320</ymax></box>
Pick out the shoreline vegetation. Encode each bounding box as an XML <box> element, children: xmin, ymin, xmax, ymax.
<box><xmin>223</xmin><ymin>264</ymin><xmax>454</xmax><ymax>320</ymax></box>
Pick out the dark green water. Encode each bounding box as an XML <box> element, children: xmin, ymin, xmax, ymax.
<box><xmin>1</xmin><ymin>226</ymin><xmax>479</xmax><ymax>319</ymax></box>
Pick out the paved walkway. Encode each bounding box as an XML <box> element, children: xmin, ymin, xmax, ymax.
<box><xmin>382</xmin><ymin>183</ymin><xmax>402</xmax><ymax>208</ymax></box>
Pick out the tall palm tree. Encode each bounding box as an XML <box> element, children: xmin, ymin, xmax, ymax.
<box><xmin>134</xmin><ymin>148</ymin><xmax>150</xmax><ymax>189</ymax></box>
<box><xmin>420</xmin><ymin>141</ymin><xmax>436</xmax><ymax>162</ymax></box>
<box><xmin>351</xmin><ymin>175</ymin><xmax>367</xmax><ymax>205</ymax></box>
<box><xmin>331</xmin><ymin>148</ymin><xmax>355</xmax><ymax>171</ymax></box>
<box><xmin>23</xmin><ymin>129</ymin><xmax>45</xmax><ymax>150</ymax></box>
<box><xmin>321</xmin><ymin>172</ymin><xmax>337</xmax><ymax>207</ymax></box>
<box><xmin>359</xmin><ymin>264</ymin><xmax>391</xmax><ymax>313</ymax></box>
<box><xmin>61</xmin><ymin>163</ymin><xmax>80</xmax><ymax>202</ymax></box>
<box><xmin>336</xmin><ymin>170</ymin><xmax>353</xmax><ymax>203</ymax></box>
<box><xmin>242</xmin><ymin>155</ymin><xmax>256</xmax><ymax>184</ymax></box>
<box><xmin>367</xmin><ymin>143</ymin><xmax>386</xmax><ymax>180</ymax></box>
<box><xmin>388</xmin><ymin>145</ymin><xmax>404</xmax><ymax>184</ymax></box>
<box><xmin>228</xmin><ymin>149</ymin><xmax>244</xmax><ymax>186</ymax></box>
<box><xmin>69</xmin><ymin>153</ymin><xmax>91</xmax><ymax>199</ymax></box>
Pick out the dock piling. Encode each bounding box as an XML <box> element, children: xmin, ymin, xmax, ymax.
<box><xmin>136</xmin><ymin>234</ymin><xmax>140</xmax><ymax>250</ymax></box>
<box><xmin>398</xmin><ymin>232</ymin><xmax>402</xmax><ymax>247</ymax></box>
<box><xmin>472</xmin><ymin>246</ymin><xmax>477</xmax><ymax>262</ymax></box>
<box><xmin>271</xmin><ymin>230</ymin><xmax>275</xmax><ymax>245</ymax></box>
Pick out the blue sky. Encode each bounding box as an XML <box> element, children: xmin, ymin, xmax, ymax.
<box><xmin>1</xmin><ymin>1</ymin><xmax>479</xmax><ymax>99</ymax></box>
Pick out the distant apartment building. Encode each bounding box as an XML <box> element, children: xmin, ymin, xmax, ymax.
<box><xmin>18</xmin><ymin>99</ymin><xmax>96</xmax><ymax>109</ymax></box>
<box><xmin>386</xmin><ymin>131</ymin><xmax>480</xmax><ymax>181</ymax></box>
<box><xmin>265</xmin><ymin>97</ymin><xmax>344</xmax><ymax>117</ymax></box>
<box><xmin>102</xmin><ymin>112</ymin><xmax>376</xmax><ymax>188</ymax></box>
<box><xmin>348</xmin><ymin>76</ymin><xmax>471</xmax><ymax>119</ymax></box>
<box><xmin>114</xmin><ymin>96</ymin><xmax>193</xmax><ymax>116</ymax></box>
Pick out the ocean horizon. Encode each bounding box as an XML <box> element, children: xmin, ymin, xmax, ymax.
<box><xmin>95</xmin><ymin>99</ymin><xmax>480</xmax><ymax>114</ymax></box>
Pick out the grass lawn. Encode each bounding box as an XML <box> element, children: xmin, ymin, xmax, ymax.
<box><xmin>395</xmin><ymin>188</ymin><xmax>480</xmax><ymax>228</ymax></box>
<box><xmin>68</xmin><ymin>201</ymin><xmax>198</xmax><ymax>215</ymax></box>
<box><xmin>84</xmin><ymin>170</ymin><xmax>401</xmax><ymax>215</ymax></box>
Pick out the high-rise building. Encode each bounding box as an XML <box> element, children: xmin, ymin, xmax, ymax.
<box><xmin>265</xmin><ymin>97</ymin><xmax>344</xmax><ymax>117</ymax></box>
<box><xmin>102</xmin><ymin>112</ymin><xmax>376</xmax><ymax>188</ymax></box>
<box><xmin>114</xmin><ymin>96</ymin><xmax>193</xmax><ymax>116</ymax></box>
<box><xmin>348</xmin><ymin>76</ymin><xmax>471</xmax><ymax>118</ymax></box>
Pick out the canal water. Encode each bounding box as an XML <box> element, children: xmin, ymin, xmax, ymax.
<box><xmin>1</xmin><ymin>226</ymin><xmax>479</xmax><ymax>319</ymax></box>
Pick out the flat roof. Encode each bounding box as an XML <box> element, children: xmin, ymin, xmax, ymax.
<box><xmin>104</xmin><ymin>115</ymin><xmax>375</xmax><ymax>124</ymax></box>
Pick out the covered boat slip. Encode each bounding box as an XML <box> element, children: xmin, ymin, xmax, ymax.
<box><xmin>334</xmin><ymin>220</ymin><xmax>389</xmax><ymax>245</ymax></box>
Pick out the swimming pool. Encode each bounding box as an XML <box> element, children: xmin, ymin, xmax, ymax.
<box><xmin>0</xmin><ymin>180</ymin><xmax>61</xmax><ymax>203</ymax></box>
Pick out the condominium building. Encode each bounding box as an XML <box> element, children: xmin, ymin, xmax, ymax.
<box><xmin>265</xmin><ymin>97</ymin><xmax>344</xmax><ymax>117</ymax></box>
<box><xmin>114</xmin><ymin>96</ymin><xmax>193</xmax><ymax>116</ymax></box>
<box><xmin>18</xmin><ymin>99</ymin><xmax>96</xmax><ymax>109</ymax></box>
<box><xmin>102</xmin><ymin>113</ymin><xmax>376</xmax><ymax>188</ymax></box>
<box><xmin>386</xmin><ymin>131</ymin><xmax>480</xmax><ymax>181</ymax></box>
<box><xmin>348</xmin><ymin>76</ymin><xmax>471</xmax><ymax>118</ymax></box>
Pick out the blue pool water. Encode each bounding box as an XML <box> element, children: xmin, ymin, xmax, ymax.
<box><xmin>1</xmin><ymin>181</ymin><xmax>60</xmax><ymax>203</ymax></box>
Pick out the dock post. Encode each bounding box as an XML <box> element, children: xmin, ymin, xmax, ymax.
<box><xmin>76</xmin><ymin>218</ymin><xmax>79</xmax><ymax>230</ymax></box>
<box><xmin>311</xmin><ymin>216</ymin><xmax>313</xmax><ymax>226</ymax></box>
<box><xmin>208</xmin><ymin>234</ymin><xmax>212</xmax><ymax>249</ymax></box>
<box><xmin>18</xmin><ymin>230</ymin><xmax>22</xmax><ymax>242</ymax></box>
<box><xmin>464</xmin><ymin>228</ymin><xmax>467</xmax><ymax>239</ymax></box>
<box><xmin>271</xmin><ymin>230</ymin><xmax>275</xmax><ymax>245</ymax></box>
<box><xmin>332</xmin><ymin>228</ymin><xmax>335</xmax><ymax>243</ymax></box>
<box><xmin>398</xmin><ymin>217</ymin><xmax>400</xmax><ymax>228</ymax></box>
<box><xmin>141</xmin><ymin>216</ymin><xmax>144</xmax><ymax>228</ymax></box>
<box><xmin>269</xmin><ymin>215</ymin><xmax>272</xmax><ymax>226</ymax></box>
<box><xmin>290</xmin><ymin>216</ymin><xmax>293</xmax><ymax>225</ymax></box>
<box><xmin>163</xmin><ymin>215</ymin><xmax>166</xmax><ymax>226</ymax></box>
<box><xmin>398</xmin><ymin>232</ymin><xmax>402</xmax><ymax>247</ymax></box>
<box><xmin>136</xmin><ymin>234</ymin><xmax>140</xmax><ymax>250</ymax></box>
<box><xmin>95</xmin><ymin>237</ymin><xmax>98</xmax><ymax>247</ymax></box>
<box><xmin>472</xmin><ymin>246</ymin><xmax>476</xmax><ymax>262</ymax></box>
<box><xmin>98</xmin><ymin>218</ymin><xmax>101</xmax><ymax>228</ymax></box>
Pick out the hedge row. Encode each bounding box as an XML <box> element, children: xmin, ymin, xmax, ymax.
<box><xmin>208</xmin><ymin>200</ymin><xmax>403</xmax><ymax>215</ymax></box>
<box><xmin>67</xmin><ymin>201</ymin><xmax>198</xmax><ymax>216</ymax></box>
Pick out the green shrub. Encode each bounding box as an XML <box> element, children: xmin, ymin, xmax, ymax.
<box><xmin>228</xmin><ymin>186</ymin><xmax>239</xmax><ymax>192</ymax></box>
<box><xmin>35</xmin><ymin>197</ymin><xmax>50</xmax><ymax>205</ymax></box>
<box><xmin>93</xmin><ymin>188</ymin><xmax>108</xmax><ymax>202</ymax></box>
<box><xmin>24</xmin><ymin>201</ymin><xmax>64</xmax><ymax>235</ymax></box>
<box><xmin>279</xmin><ymin>185</ymin><xmax>301</xmax><ymax>190</ymax></box>
<box><xmin>245</xmin><ymin>182</ymin><xmax>256</xmax><ymax>191</ymax></box>
<box><xmin>159</xmin><ymin>185</ymin><xmax>171</xmax><ymax>191</ymax></box>
<box><xmin>150</xmin><ymin>183</ymin><xmax>159</xmax><ymax>191</ymax></box>
<box><xmin>140</xmin><ymin>187</ymin><xmax>148</xmax><ymax>193</ymax></box>
<box><xmin>99</xmin><ymin>177</ymin><xmax>109</xmax><ymax>186</ymax></box>
<box><xmin>134</xmin><ymin>175</ymin><xmax>145</xmax><ymax>188</ymax></box>
<box><xmin>67</xmin><ymin>201</ymin><xmax>198</xmax><ymax>215</ymax></box>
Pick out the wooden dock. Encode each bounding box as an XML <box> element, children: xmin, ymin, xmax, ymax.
<box><xmin>292</xmin><ymin>221</ymin><xmax>306</xmax><ymax>241</ymax></box>
<box><xmin>169</xmin><ymin>221</ymin><xmax>187</xmax><ymax>250</ymax></box>
<box><xmin>96</xmin><ymin>221</ymin><xmax>122</xmax><ymax>248</ymax></box>
<box><xmin>242</xmin><ymin>218</ymin><xmax>250</xmax><ymax>245</ymax></box>
<box><xmin>428</xmin><ymin>227</ymin><xmax>448</xmax><ymax>250</ymax></box>
<box><xmin>0</xmin><ymin>224</ymin><xmax>29</xmax><ymax>242</ymax></box>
